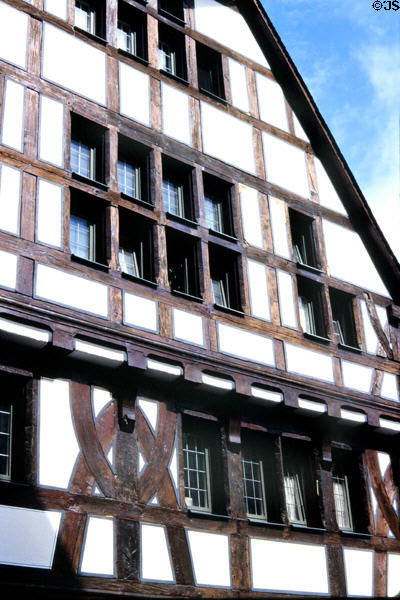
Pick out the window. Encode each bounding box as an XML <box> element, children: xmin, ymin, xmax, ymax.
<box><xmin>332</xmin><ymin>474</ymin><xmax>352</xmax><ymax>531</ymax></box>
<box><xmin>0</xmin><ymin>376</ymin><xmax>26</xmax><ymax>484</ymax></box>
<box><xmin>166</xmin><ymin>229</ymin><xmax>201</xmax><ymax>298</ymax></box>
<box><xmin>297</xmin><ymin>276</ymin><xmax>327</xmax><ymax>339</ymax></box>
<box><xmin>118</xmin><ymin>135</ymin><xmax>150</xmax><ymax>204</ymax></box>
<box><xmin>330</xmin><ymin>288</ymin><xmax>359</xmax><ymax>349</ymax></box>
<box><xmin>203</xmin><ymin>174</ymin><xmax>234</xmax><ymax>237</ymax></box>
<box><xmin>332</xmin><ymin>448</ymin><xmax>369</xmax><ymax>533</ymax></box>
<box><xmin>196</xmin><ymin>42</ymin><xmax>225</xmax><ymax>101</ymax></box>
<box><xmin>71</xmin><ymin>114</ymin><xmax>106</xmax><ymax>185</ymax></box>
<box><xmin>75</xmin><ymin>0</ymin><xmax>105</xmax><ymax>39</ymax></box>
<box><xmin>117</xmin><ymin>2</ymin><xmax>147</xmax><ymax>60</ymax></box>
<box><xmin>70</xmin><ymin>189</ymin><xmax>106</xmax><ymax>265</ymax></box>
<box><xmin>119</xmin><ymin>209</ymin><xmax>154</xmax><ymax>282</ymax></box>
<box><xmin>209</xmin><ymin>244</ymin><xmax>242</xmax><ymax>312</ymax></box>
<box><xmin>162</xmin><ymin>156</ymin><xmax>194</xmax><ymax>222</ymax></box>
<box><xmin>289</xmin><ymin>209</ymin><xmax>319</xmax><ymax>269</ymax></box>
<box><xmin>158</xmin><ymin>0</ymin><xmax>185</xmax><ymax>22</ymax></box>
<box><xmin>242</xmin><ymin>456</ymin><xmax>267</xmax><ymax>519</ymax></box>
<box><xmin>158</xmin><ymin>24</ymin><xmax>187</xmax><ymax>81</ymax></box>
<box><xmin>0</xmin><ymin>401</ymin><xmax>12</xmax><ymax>481</ymax></box>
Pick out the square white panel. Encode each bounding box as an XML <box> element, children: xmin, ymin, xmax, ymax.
<box><xmin>343</xmin><ymin>548</ymin><xmax>373</xmax><ymax>597</ymax></box>
<box><xmin>80</xmin><ymin>516</ymin><xmax>115</xmax><ymax>576</ymax></box>
<box><xmin>123</xmin><ymin>291</ymin><xmax>158</xmax><ymax>332</ymax></box>
<box><xmin>44</xmin><ymin>0</ymin><xmax>68</xmax><ymax>20</ymax></box>
<box><xmin>187</xmin><ymin>529</ymin><xmax>231</xmax><ymax>588</ymax></box>
<box><xmin>341</xmin><ymin>360</ymin><xmax>373</xmax><ymax>394</ymax></box>
<box><xmin>263</xmin><ymin>132</ymin><xmax>310</xmax><ymax>199</ymax></box>
<box><xmin>173</xmin><ymin>308</ymin><xmax>204</xmax><ymax>347</ymax></box>
<box><xmin>217</xmin><ymin>322</ymin><xmax>274</xmax><ymax>366</ymax></box>
<box><xmin>285</xmin><ymin>342</ymin><xmax>334</xmax><ymax>383</ymax></box>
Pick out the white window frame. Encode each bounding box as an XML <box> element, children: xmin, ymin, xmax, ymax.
<box><xmin>75</xmin><ymin>0</ymin><xmax>96</xmax><ymax>35</ymax></box>
<box><xmin>0</xmin><ymin>403</ymin><xmax>12</xmax><ymax>481</ymax></box>
<box><xmin>284</xmin><ymin>473</ymin><xmax>307</xmax><ymax>526</ymax></box>
<box><xmin>333</xmin><ymin>474</ymin><xmax>353</xmax><ymax>531</ymax></box>
<box><xmin>159</xmin><ymin>41</ymin><xmax>177</xmax><ymax>76</ymax></box>
<box><xmin>71</xmin><ymin>139</ymin><xmax>96</xmax><ymax>181</ymax></box>
<box><xmin>183</xmin><ymin>433</ymin><xmax>212</xmax><ymax>513</ymax></box>
<box><xmin>70</xmin><ymin>214</ymin><xmax>96</xmax><ymax>262</ymax></box>
<box><xmin>118</xmin><ymin>159</ymin><xmax>141</xmax><ymax>199</ymax></box>
<box><xmin>242</xmin><ymin>456</ymin><xmax>267</xmax><ymax>521</ymax></box>
<box><xmin>163</xmin><ymin>178</ymin><xmax>185</xmax><ymax>218</ymax></box>
<box><xmin>117</xmin><ymin>19</ymin><xmax>137</xmax><ymax>55</ymax></box>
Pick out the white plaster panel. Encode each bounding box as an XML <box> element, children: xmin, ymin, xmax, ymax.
<box><xmin>285</xmin><ymin>342</ymin><xmax>334</xmax><ymax>383</ymax></box>
<box><xmin>263</xmin><ymin>132</ymin><xmax>310</xmax><ymax>198</ymax></box>
<box><xmin>0</xmin><ymin>1</ymin><xmax>28</xmax><ymax>69</ymax></box>
<box><xmin>42</xmin><ymin>23</ymin><xmax>106</xmax><ymax>105</ymax></box>
<box><xmin>360</xmin><ymin>299</ymin><xmax>388</xmax><ymax>355</ymax></box>
<box><xmin>193</xmin><ymin>0</ymin><xmax>268</xmax><ymax>67</ymax></box>
<box><xmin>381</xmin><ymin>372</ymin><xmax>399</xmax><ymax>401</ymax></box>
<box><xmin>1</xmin><ymin>79</ymin><xmax>24</xmax><ymax>151</ymax></box>
<box><xmin>119</xmin><ymin>62</ymin><xmax>150</xmax><ymax>126</ymax></box>
<box><xmin>161</xmin><ymin>82</ymin><xmax>191</xmax><ymax>146</ymax></box>
<box><xmin>38</xmin><ymin>378</ymin><xmax>79</xmax><ymax>489</ymax></box>
<box><xmin>315</xmin><ymin>158</ymin><xmax>347</xmax><ymax>216</ymax></box>
<box><xmin>217</xmin><ymin>322</ymin><xmax>275</xmax><ymax>366</ymax></box>
<box><xmin>293</xmin><ymin>113</ymin><xmax>309</xmax><ymax>142</ymax></box>
<box><xmin>138</xmin><ymin>397</ymin><xmax>158</xmax><ymax>435</ymax></box>
<box><xmin>138</xmin><ymin>447</ymin><xmax>147</xmax><ymax>476</ymax></box>
<box><xmin>73</xmin><ymin>340</ymin><xmax>126</xmax><ymax>365</ymax></box>
<box><xmin>44</xmin><ymin>0</ymin><xmax>68</xmax><ymax>20</ymax></box>
<box><xmin>0</xmin><ymin>163</ymin><xmax>21</xmax><ymax>235</ymax></box>
<box><xmin>0</xmin><ymin>250</ymin><xmax>18</xmax><ymax>290</ymax></box>
<box><xmin>187</xmin><ymin>530</ymin><xmax>231</xmax><ymax>588</ymax></box>
<box><xmin>276</xmin><ymin>269</ymin><xmax>298</xmax><ymax>329</ymax></box>
<box><xmin>377</xmin><ymin>452</ymin><xmax>390</xmax><ymax>478</ymax></box>
<box><xmin>322</xmin><ymin>219</ymin><xmax>389</xmax><ymax>297</ymax></box>
<box><xmin>247</xmin><ymin>259</ymin><xmax>270</xmax><ymax>321</ymax></box>
<box><xmin>240</xmin><ymin>186</ymin><xmax>263</xmax><ymax>248</ymax></box>
<box><xmin>343</xmin><ymin>548</ymin><xmax>373</xmax><ymax>597</ymax></box>
<box><xmin>341</xmin><ymin>360</ymin><xmax>373</xmax><ymax>394</ymax></box>
<box><xmin>141</xmin><ymin>523</ymin><xmax>174</xmax><ymax>582</ymax></box>
<box><xmin>250</xmin><ymin>538</ymin><xmax>329</xmax><ymax>594</ymax></box>
<box><xmin>80</xmin><ymin>516</ymin><xmax>115</xmax><ymax>576</ymax></box>
<box><xmin>173</xmin><ymin>308</ymin><xmax>204</xmax><ymax>347</ymax></box>
<box><xmin>228</xmin><ymin>58</ymin><xmax>250</xmax><ymax>113</ymax></box>
<box><xmin>388</xmin><ymin>553</ymin><xmax>400</xmax><ymax>597</ymax></box>
<box><xmin>0</xmin><ymin>505</ymin><xmax>62</xmax><ymax>569</ymax></box>
<box><xmin>201</xmin><ymin>101</ymin><xmax>256</xmax><ymax>174</ymax></box>
<box><xmin>256</xmin><ymin>73</ymin><xmax>288</xmax><ymax>131</ymax></box>
<box><xmin>38</xmin><ymin>95</ymin><xmax>64</xmax><ymax>168</ymax></box>
<box><xmin>268</xmin><ymin>196</ymin><xmax>291</xmax><ymax>259</ymax></box>
<box><xmin>123</xmin><ymin>291</ymin><xmax>158</xmax><ymax>333</ymax></box>
<box><xmin>0</xmin><ymin>317</ymin><xmax>50</xmax><ymax>346</ymax></box>
<box><xmin>35</xmin><ymin>264</ymin><xmax>109</xmax><ymax>318</ymax></box>
<box><xmin>92</xmin><ymin>387</ymin><xmax>112</xmax><ymax>420</ymax></box>
<box><xmin>168</xmin><ymin>438</ymin><xmax>179</xmax><ymax>501</ymax></box>
<box><xmin>36</xmin><ymin>179</ymin><xmax>63</xmax><ymax>248</ymax></box>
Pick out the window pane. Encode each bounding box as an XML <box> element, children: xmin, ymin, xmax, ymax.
<box><xmin>0</xmin><ymin>406</ymin><xmax>11</xmax><ymax>479</ymax></box>
<box><xmin>284</xmin><ymin>473</ymin><xmax>306</xmax><ymax>525</ymax></box>
<box><xmin>75</xmin><ymin>1</ymin><xmax>95</xmax><ymax>34</ymax></box>
<box><xmin>183</xmin><ymin>434</ymin><xmax>210</xmax><ymax>511</ymax></box>
<box><xmin>242</xmin><ymin>457</ymin><xmax>267</xmax><ymax>519</ymax></box>
<box><xmin>117</xmin><ymin>21</ymin><xmax>136</xmax><ymax>55</ymax></box>
<box><xmin>71</xmin><ymin>140</ymin><xmax>95</xmax><ymax>179</ymax></box>
<box><xmin>333</xmin><ymin>476</ymin><xmax>353</xmax><ymax>531</ymax></box>
<box><xmin>118</xmin><ymin>160</ymin><xmax>141</xmax><ymax>199</ymax></box>
<box><xmin>70</xmin><ymin>214</ymin><xmax>90</xmax><ymax>259</ymax></box>
<box><xmin>205</xmin><ymin>196</ymin><xmax>223</xmax><ymax>233</ymax></box>
<box><xmin>163</xmin><ymin>179</ymin><xmax>184</xmax><ymax>217</ymax></box>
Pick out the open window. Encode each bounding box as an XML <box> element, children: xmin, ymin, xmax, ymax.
<box><xmin>158</xmin><ymin>0</ymin><xmax>185</xmax><ymax>23</ymax></box>
<box><xmin>0</xmin><ymin>375</ymin><xmax>26</xmax><ymax>484</ymax></box>
<box><xmin>203</xmin><ymin>173</ymin><xmax>234</xmax><ymax>238</ymax></box>
<box><xmin>166</xmin><ymin>228</ymin><xmax>201</xmax><ymax>299</ymax></box>
<box><xmin>158</xmin><ymin>23</ymin><xmax>187</xmax><ymax>81</ymax></box>
<box><xmin>196</xmin><ymin>42</ymin><xmax>225</xmax><ymax>102</ymax></box>
<box><xmin>297</xmin><ymin>276</ymin><xmax>328</xmax><ymax>341</ymax></box>
<box><xmin>330</xmin><ymin>288</ymin><xmax>359</xmax><ymax>350</ymax></box>
<box><xmin>209</xmin><ymin>243</ymin><xmax>242</xmax><ymax>313</ymax></box>
<box><xmin>118</xmin><ymin>135</ymin><xmax>150</xmax><ymax>205</ymax></box>
<box><xmin>71</xmin><ymin>114</ymin><xmax>106</xmax><ymax>186</ymax></box>
<box><xmin>332</xmin><ymin>448</ymin><xmax>369</xmax><ymax>533</ymax></box>
<box><xmin>119</xmin><ymin>209</ymin><xmax>154</xmax><ymax>283</ymax></box>
<box><xmin>70</xmin><ymin>188</ymin><xmax>107</xmax><ymax>266</ymax></box>
<box><xmin>117</xmin><ymin>1</ymin><xmax>147</xmax><ymax>61</ymax></box>
<box><xmin>289</xmin><ymin>209</ymin><xmax>320</xmax><ymax>270</ymax></box>
<box><xmin>74</xmin><ymin>0</ymin><xmax>106</xmax><ymax>40</ymax></box>
<box><xmin>162</xmin><ymin>155</ymin><xmax>194</xmax><ymax>223</ymax></box>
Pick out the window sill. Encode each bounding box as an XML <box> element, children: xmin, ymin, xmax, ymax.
<box><xmin>199</xmin><ymin>87</ymin><xmax>227</xmax><ymax>105</ymax></box>
<box><xmin>158</xmin><ymin>8</ymin><xmax>186</xmax><ymax>26</ymax></box>
<box><xmin>117</xmin><ymin>48</ymin><xmax>149</xmax><ymax>66</ymax></box>
<box><xmin>187</xmin><ymin>508</ymin><xmax>230</xmax><ymax>520</ymax></box>
<box><xmin>248</xmin><ymin>518</ymin><xmax>285</xmax><ymax>527</ymax></box>
<box><xmin>120</xmin><ymin>192</ymin><xmax>154</xmax><ymax>210</ymax></box>
<box><xmin>72</xmin><ymin>172</ymin><xmax>108</xmax><ymax>191</ymax></box>
<box><xmin>296</xmin><ymin>262</ymin><xmax>323</xmax><ymax>275</ymax></box>
<box><xmin>160</xmin><ymin>69</ymin><xmax>189</xmax><ymax>86</ymax></box>
<box><xmin>208</xmin><ymin>228</ymin><xmax>237</xmax><ymax>243</ymax></box>
<box><xmin>166</xmin><ymin>212</ymin><xmax>198</xmax><ymax>228</ymax></box>
<box><xmin>338</xmin><ymin>342</ymin><xmax>362</xmax><ymax>354</ymax></box>
<box><xmin>214</xmin><ymin>303</ymin><xmax>244</xmax><ymax>317</ymax></box>
<box><xmin>121</xmin><ymin>271</ymin><xmax>157</xmax><ymax>288</ymax></box>
<box><xmin>304</xmin><ymin>332</ymin><xmax>331</xmax><ymax>345</ymax></box>
<box><xmin>73</xmin><ymin>26</ymin><xmax>107</xmax><ymax>45</ymax></box>
<box><xmin>289</xmin><ymin>524</ymin><xmax>327</xmax><ymax>533</ymax></box>
<box><xmin>339</xmin><ymin>530</ymin><xmax>371</xmax><ymax>538</ymax></box>
<box><xmin>171</xmin><ymin>289</ymin><xmax>203</xmax><ymax>303</ymax></box>
<box><xmin>71</xmin><ymin>254</ymin><xmax>109</xmax><ymax>272</ymax></box>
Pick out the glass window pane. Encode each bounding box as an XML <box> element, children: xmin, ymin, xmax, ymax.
<box><xmin>70</xmin><ymin>214</ymin><xmax>90</xmax><ymax>259</ymax></box>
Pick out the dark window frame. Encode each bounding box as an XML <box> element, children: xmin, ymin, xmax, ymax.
<box><xmin>209</xmin><ymin>243</ymin><xmax>242</xmax><ymax>314</ymax></box>
<box><xmin>203</xmin><ymin>173</ymin><xmax>235</xmax><ymax>239</ymax></box>
<box><xmin>297</xmin><ymin>276</ymin><xmax>328</xmax><ymax>342</ymax></box>
<box><xmin>196</xmin><ymin>41</ymin><xmax>226</xmax><ymax>103</ymax></box>
<box><xmin>117</xmin><ymin>1</ymin><xmax>148</xmax><ymax>62</ymax></box>
<box><xmin>158</xmin><ymin>23</ymin><xmax>187</xmax><ymax>82</ymax></box>
<box><xmin>289</xmin><ymin>209</ymin><xmax>320</xmax><ymax>271</ymax></box>
<box><xmin>71</xmin><ymin>113</ymin><xmax>107</xmax><ymax>188</ymax></box>
<box><xmin>69</xmin><ymin>188</ymin><xmax>108</xmax><ymax>268</ymax></box>
<box><xmin>118</xmin><ymin>208</ymin><xmax>155</xmax><ymax>285</ymax></box>
<box><xmin>162</xmin><ymin>155</ymin><xmax>195</xmax><ymax>224</ymax></box>
<box><xmin>118</xmin><ymin>134</ymin><xmax>152</xmax><ymax>207</ymax></box>
<box><xmin>166</xmin><ymin>228</ymin><xmax>201</xmax><ymax>300</ymax></box>
<box><xmin>74</xmin><ymin>0</ymin><xmax>106</xmax><ymax>42</ymax></box>
<box><xmin>330</xmin><ymin>288</ymin><xmax>359</xmax><ymax>350</ymax></box>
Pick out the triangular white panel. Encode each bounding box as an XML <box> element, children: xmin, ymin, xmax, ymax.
<box><xmin>92</xmin><ymin>387</ymin><xmax>112</xmax><ymax>420</ymax></box>
<box><xmin>168</xmin><ymin>431</ymin><xmax>180</xmax><ymax>505</ymax></box>
<box><xmin>138</xmin><ymin>447</ymin><xmax>147</xmax><ymax>477</ymax></box>
<box><xmin>138</xmin><ymin>398</ymin><xmax>158</xmax><ymax>436</ymax></box>
<box><xmin>92</xmin><ymin>483</ymin><xmax>103</xmax><ymax>497</ymax></box>
<box><xmin>377</xmin><ymin>452</ymin><xmax>391</xmax><ymax>478</ymax></box>
<box><xmin>148</xmin><ymin>494</ymin><xmax>159</xmax><ymax>506</ymax></box>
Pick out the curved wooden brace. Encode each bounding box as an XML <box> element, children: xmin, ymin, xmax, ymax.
<box><xmin>365</xmin><ymin>449</ymin><xmax>400</xmax><ymax>539</ymax></box>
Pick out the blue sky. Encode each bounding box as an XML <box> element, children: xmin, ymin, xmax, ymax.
<box><xmin>261</xmin><ymin>0</ymin><xmax>400</xmax><ymax>259</ymax></box>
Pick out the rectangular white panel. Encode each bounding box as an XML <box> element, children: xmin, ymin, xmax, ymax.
<box><xmin>315</xmin><ymin>158</ymin><xmax>347</xmax><ymax>215</ymax></box>
<box><xmin>0</xmin><ymin>505</ymin><xmax>62</xmax><ymax>569</ymax></box>
<box><xmin>202</xmin><ymin>373</ymin><xmax>234</xmax><ymax>390</ymax></box>
<box><xmin>276</xmin><ymin>269</ymin><xmax>298</xmax><ymax>329</ymax></box>
<box><xmin>44</xmin><ymin>0</ymin><xmax>68</xmax><ymax>20</ymax></box>
<box><xmin>228</xmin><ymin>58</ymin><xmax>250</xmax><ymax>113</ymax></box>
<box><xmin>140</xmin><ymin>523</ymin><xmax>174</xmax><ymax>582</ymax></box>
<box><xmin>201</xmin><ymin>101</ymin><xmax>256</xmax><ymax>174</ymax></box>
<box><xmin>38</xmin><ymin>95</ymin><xmax>64</xmax><ymax>167</ymax></box>
<box><xmin>123</xmin><ymin>291</ymin><xmax>158</xmax><ymax>332</ymax></box>
<box><xmin>343</xmin><ymin>548</ymin><xmax>373</xmax><ymax>597</ymax></box>
<box><xmin>0</xmin><ymin>1</ymin><xmax>28</xmax><ymax>69</ymax></box>
<box><xmin>360</xmin><ymin>299</ymin><xmax>388</xmax><ymax>355</ymax></box>
<box><xmin>194</xmin><ymin>0</ymin><xmax>268</xmax><ymax>67</ymax></box>
<box><xmin>381</xmin><ymin>372</ymin><xmax>399</xmax><ymax>401</ymax></box>
<box><xmin>161</xmin><ymin>82</ymin><xmax>191</xmax><ymax>146</ymax></box>
<box><xmin>217</xmin><ymin>322</ymin><xmax>275</xmax><ymax>366</ymax></box>
<box><xmin>80</xmin><ymin>517</ymin><xmax>115</xmax><ymax>576</ymax></box>
<box><xmin>73</xmin><ymin>340</ymin><xmax>126</xmax><ymax>366</ymax></box>
<box><xmin>0</xmin><ymin>250</ymin><xmax>18</xmax><ymax>290</ymax></box>
<box><xmin>240</xmin><ymin>187</ymin><xmax>263</xmax><ymax>248</ymax></box>
<box><xmin>341</xmin><ymin>360</ymin><xmax>373</xmax><ymax>394</ymax></box>
<box><xmin>119</xmin><ymin>62</ymin><xmax>150</xmax><ymax>126</ymax></box>
<box><xmin>0</xmin><ymin>163</ymin><xmax>21</xmax><ymax>234</ymax></box>
<box><xmin>256</xmin><ymin>73</ymin><xmax>288</xmax><ymax>131</ymax></box>
<box><xmin>1</xmin><ymin>79</ymin><xmax>24</xmax><ymax>151</ymax></box>
<box><xmin>36</xmin><ymin>179</ymin><xmax>63</xmax><ymax>248</ymax></box>
<box><xmin>35</xmin><ymin>264</ymin><xmax>109</xmax><ymax>318</ymax></box>
<box><xmin>0</xmin><ymin>317</ymin><xmax>50</xmax><ymax>347</ymax></box>
<box><xmin>263</xmin><ymin>132</ymin><xmax>310</xmax><ymax>198</ymax></box>
<box><xmin>187</xmin><ymin>530</ymin><xmax>231</xmax><ymax>588</ymax></box>
<box><xmin>173</xmin><ymin>308</ymin><xmax>204</xmax><ymax>347</ymax></box>
<box><xmin>268</xmin><ymin>196</ymin><xmax>291</xmax><ymax>259</ymax></box>
<box><xmin>247</xmin><ymin>259</ymin><xmax>270</xmax><ymax>321</ymax></box>
<box><xmin>323</xmin><ymin>219</ymin><xmax>389</xmax><ymax>297</ymax></box>
<box><xmin>39</xmin><ymin>378</ymin><xmax>79</xmax><ymax>489</ymax></box>
<box><xmin>42</xmin><ymin>23</ymin><xmax>106</xmax><ymax>105</ymax></box>
<box><xmin>388</xmin><ymin>553</ymin><xmax>400</xmax><ymax>597</ymax></box>
<box><xmin>285</xmin><ymin>342</ymin><xmax>334</xmax><ymax>383</ymax></box>
<box><xmin>250</xmin><ymin>538</ymin><xmax>329</xmax><ymax>594</ymax></box>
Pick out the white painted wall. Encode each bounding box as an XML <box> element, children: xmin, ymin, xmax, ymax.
<box><xmin>1</xmin><ymin>79</ymin><xmax>24</xmax><ymax>152</ymax></box>
<box><xmin>80</xmin><ymin>516</ymin><xmax>115</xmax><ymax>576</ymax></box>
<box><xmin>285</xmin><ymin>342</ymin><xmax>334</xmax><ymax>383</ymax></box>
<box><xmin>92</xmin><ymin>387</ymin><xmax>112</xmax><ymax>420</ymax></box>
<box><xmin>293</xmin><ymin>113</ymin><xmax>309</xmax><ymax>142</ymax></box>
<box><xmin>240</xmin><ymin>186</ymin><xmax>263</xmax><ymax>248</ymax></box>
<box><xmin>140</xmin><ymin>523</ymin><xmax>174</xmax><ymax>582</ymax></box>
<box><xmin>276</xmin><ymin>269</ymin><xmax>298</xmax><ymax>329</ymax></box>
<box><xmin>343</xmin><ymin>548</ymin><xmax>373</xmax><ymax>597</ymax></box>
<box><xmin>263</xmin><ymin>132</ymin><xmax>310</xmax><ymax>198</ymax></box>
<box><xmin>359</xmin><ymin>299</ymin><xmax>388</xmax><ymax>355</ymax></box>
<box><xmin>0</xmin><ymin>163</ymin><xmax>21</xmax><ymax>235</ymax></box>
<box><xmin>36</xmin><ymin>179</ymin><xmax>63</xmax><ymax>248</ymax></box>
<box><xmin>187</xmin><ymin>530</ymin><xmax>231</xmax><ymax>588</ymax></box>
<box><xmin>247</xmin><ymin>259</ymin><xmax>270</xmax><ymax>321</ymax></box>
<box><xmin>228</xmin><ymin>58</ymin><xmax>250</xmax><ymax>113</ymax></box>
<box><xmin>268</xmin><ymin>196</ymin><xmax>291</xmax><ymax>259</ymax></box>
<box><xmin>44</xmin><ymin>0</ymin><xmax>68</xmax><ymax>20</ymax></box>
<box><xmin>0</xmin><ymin>1</ymin><xmax>28</xmax><ymax>69</ymax></box>
<box><xmin>35</xmin><ymin>264</ymin><xmax>109</xmax><ymax>318</ymax></box>
<box><xmin>341</xmin><ymin>360</ymin><xmax>373</xmax><ymax>394</ymax></box>
<box><xmin>138</xmin><ymin>397</ymin><xmax>158</xmax><ymax>435</ymax></box>
<box><xmin>123</xmin><ymin>291</ymin><xmax>158</xmax><ymax>332</ymax></box>
<box><xmin>0</xmin><ymin>250</ymin><xmax>18</xmax><ymax>290</ymax></box>
<box><xmin>119</xmin><ymin>62</ymin><xmax>150</xmax><ymax>127</ymax></box>
<box><xmin>42</xmin><ymin>23</ymin><xmax>107</xmax><ymax>105</ymax></box>
<box><xmin>315</xmin><ymin>158</ymin><xmax>347</xmax><ymax>216</ymax></box>
<box><xmin>256</xmin><ymin>73</ymin><xmax>288</xmax><ymax>131</ymax></box>
<box><xmin>0</xmin><ymin>505</ymin><xmax>62</xmax><ymax>569</ymax></box>
<box><xmin>388</xmin><ymin>553</ymin><xmax>400</xmax><ymax>597</ymax></box>
<box><xmin>38</xmin><ymin>95</ymin><xmax>64</xmax><ymax>168</ymax></box>
<box><xmin>173</xmin><ymin>308</ymin><xmax>204</xmax><ymax>347</ymax></box>
<box><xmin>381</xmin><ymin>372</ymin><xmax>399</xmax><ymax>402</ymax></box>
<box><xmin>161</xmin><ymin>83</ymin><xmax>191</xmax><ymax>146</ymax></box>
<box><xmin>217</xmin><ymin>322</ymin><xmax>275</xmax><ymax>366</ymax></box>
<box><xmin>201</xmin><ymin>101</ymin><xmax>256</xmax><ymax>174</ymax></box>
